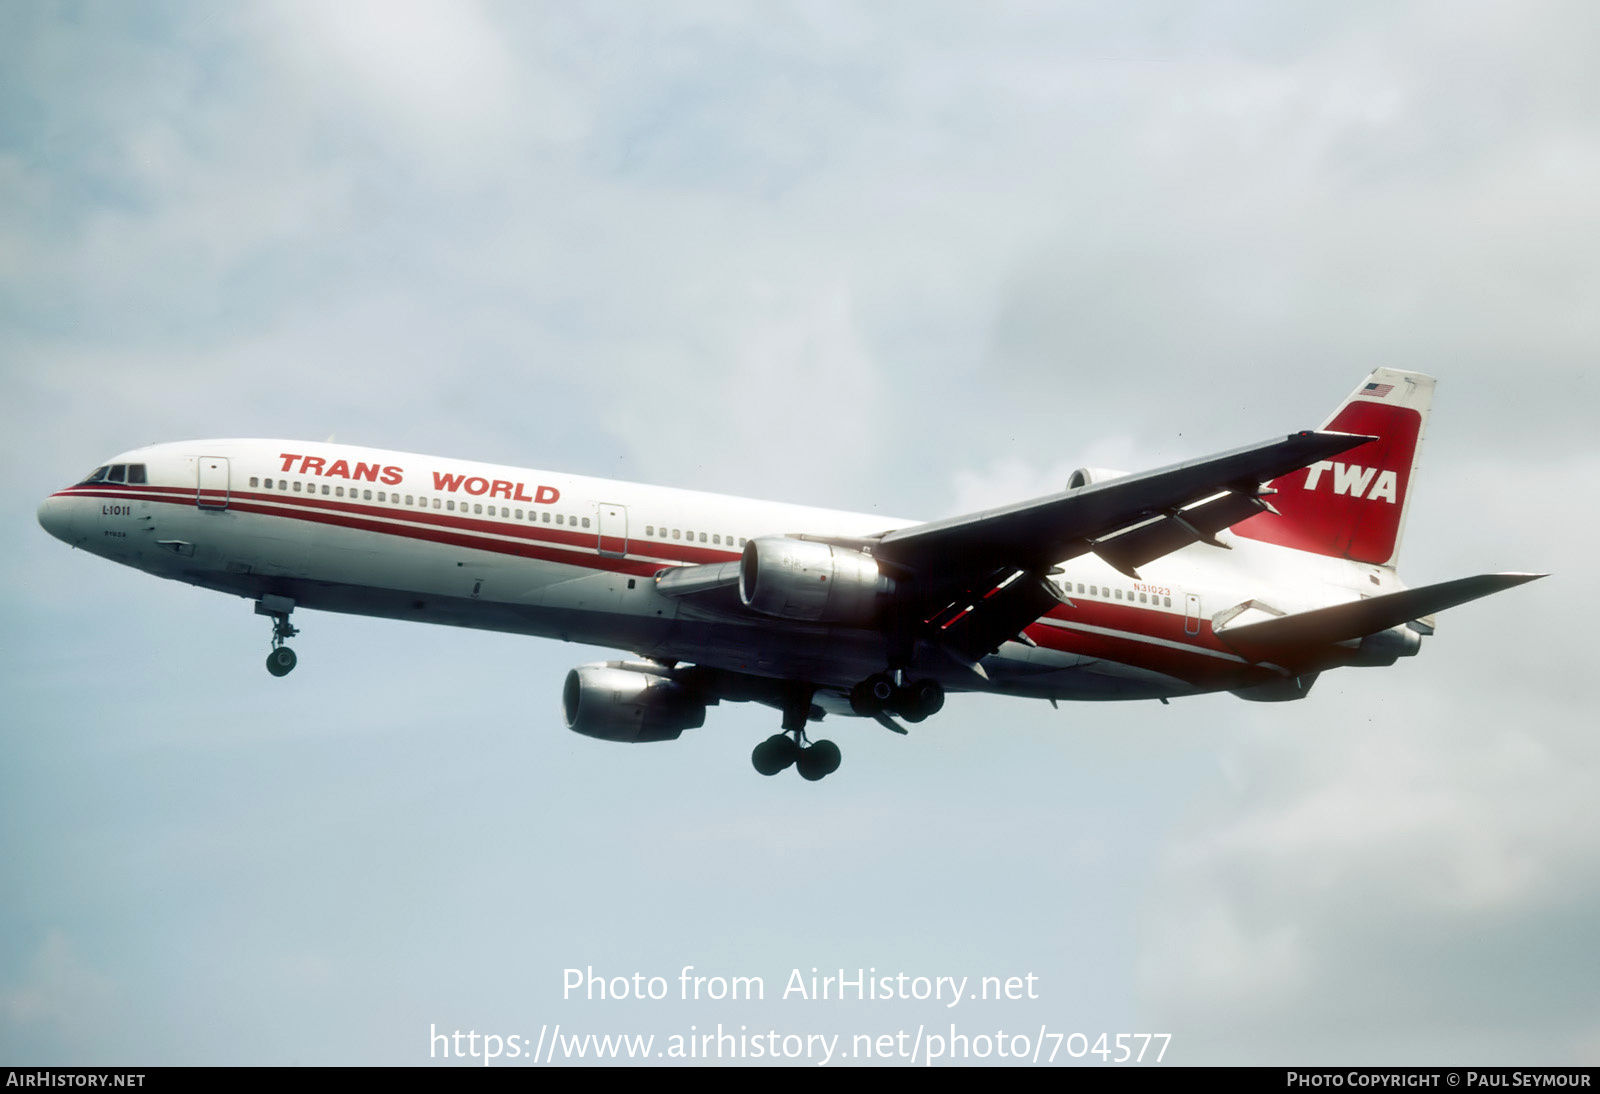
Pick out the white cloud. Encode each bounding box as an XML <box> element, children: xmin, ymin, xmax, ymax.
<box><xmin>1</xmin><ymin>931</ymin><xmax>114</xmax><ymax>1032</ymax></box>
<box><xmin>5</xmin><ymin>0</ymin><xmax>1599</xmax><ymax>1065</ymax></box>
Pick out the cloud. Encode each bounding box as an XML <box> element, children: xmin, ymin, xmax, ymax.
<box><xmin>4</xmin><ymin>0</ymin><xmax>1599</xmax><ymax>1065</ymax></box>
<box><xmin>1134</xmin><ymin>458</ymin><xmax>1598</xmax><ymax>1063</ymax></box>
<box><xmin>1</xmin><ymin>931</ymin><xmax>114</xmax><ymax>1036</ymax></box>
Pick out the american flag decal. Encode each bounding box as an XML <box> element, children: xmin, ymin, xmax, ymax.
<box><xmin>1362</xmin><ymin>382</ymin><xmax>1394</xmax><ymax>398</ymax></box>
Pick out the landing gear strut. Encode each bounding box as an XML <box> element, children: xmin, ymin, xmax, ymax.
<box><xmin>750</xmin><ymin>685</ymin><xmax>843</xmax><ymax>781</ymax></box>
<box><xmin>256</xmin><ymin>594</ymin><xmax>299</xmax><ymax>677</ymax></box>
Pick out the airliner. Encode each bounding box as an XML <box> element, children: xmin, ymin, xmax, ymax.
<box><xmin>37</xmin><ymin>369</ymin><xmax>1540</xmax><ymax>780</ymax></box>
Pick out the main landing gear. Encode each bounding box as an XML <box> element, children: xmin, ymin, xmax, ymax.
<box><xmin>751</xmin><ymin>684</ymin><xmax>843</xmax><ymax>781</ymax></box>
<box><xmin>256</xmin><ymin>595</ymin><xmax>300</xmax><ymax>677</ymax></box>
<box><xmin>848</xmin><ymin>673</ymin><xmax>944</xmax><ymax>723</ymax></box>
<box><xmin>751</xmin><ymin>734</ymin><xmax>842</xmax><ymax>781</ymax></box>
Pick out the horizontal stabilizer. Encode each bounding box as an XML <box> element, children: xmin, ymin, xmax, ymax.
<box><xmin>1217</xmin><ymin>572</ymin><xmax>1545</xmax><ymax>651</ymax></box>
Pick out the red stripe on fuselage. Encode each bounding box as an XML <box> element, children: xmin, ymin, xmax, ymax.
<box><xmin>60</xmin><ymin>483</ymin><xmax>1271</xmax><ymax>684</ymax></box>
<box><xmin>55</xmin><ymin>485</ymin><xmax>740</xmax><ymax>578</ymax></box>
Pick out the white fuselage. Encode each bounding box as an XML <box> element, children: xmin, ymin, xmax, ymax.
<box><xmin>39</xmin><ymin>439</ymin><xmax>1396</xmax><ymax>705</ymax></box>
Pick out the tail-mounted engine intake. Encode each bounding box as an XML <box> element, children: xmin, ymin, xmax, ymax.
<box><xmin>739</xmin><ymin>537</ymin><xmax>895</xmax><ymax>624</ymax></box>
<box><xmin>562</xmin><ymin>662</ymin><xmax>707</xmax><ymax>743</ymax></box>
<box><xmin>1067</xmin><ymin>467</ymin><xmax>1130</xmax><ymax>489</ymax></box>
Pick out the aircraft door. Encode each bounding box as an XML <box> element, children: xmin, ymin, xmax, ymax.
<box><xmin>197</xmin><ymin>456</ymin><xmax>230</xmax><ymax>510</ymax></box>
<box><xmin>597</xmin><ymin>503</ymin><xmax>628</xmax><ymax>557</ymax></box>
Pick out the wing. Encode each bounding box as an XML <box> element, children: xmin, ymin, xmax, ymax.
<box><xmin>652</xmin><ymin>430</ymin><xmax>1374</xmax><ymax>665</ymax></box>
<box><xmin>876</xmin><ymin>430</ymin><xmax>1373</xmax><ymax>579</ymax></box>
<box><xmin>864</xmin><ymin>429</ymin><xmax>1374</xmax><ymax>661</ymax></box>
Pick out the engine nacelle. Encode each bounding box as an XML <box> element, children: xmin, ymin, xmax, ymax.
<box><xmin>1348</xmin><ymin>626</ymin><xmax>1423</xmax><ymax>666</ymax></box>
<box><xmin>739</xmin><ymin>537</ymin><xmax>893</xmax><ymax>624</ymax></box>
<box><xmin>1067</xmin><ymin>467</ymin><xmax>1129</xmax><ymax>489</ymax></box>
<box><xmin>562</xmin><ymin>662</ymin><xmax>706</xmax><ymax>743</ymax></box>
<box><xmin>1231</xmin><ymin>671</ymin><xmax>1321</xmax><ymax>702</ymax></box>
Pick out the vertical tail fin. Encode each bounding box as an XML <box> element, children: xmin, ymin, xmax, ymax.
<box><xmin>1232</xmin><ymin>369</ymin><xmax>1434</xmax><ymax>568</ymax></box>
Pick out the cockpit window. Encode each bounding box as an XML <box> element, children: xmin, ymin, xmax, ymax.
<box><xmin>75</xmin><ymin>463</ymin><xmax>147</xmax><ymax>485</ymax></box>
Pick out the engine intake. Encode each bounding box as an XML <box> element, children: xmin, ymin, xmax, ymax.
<box><xmin>739</xmin><ymin>537</ymin><xmax>893</xmax><ymax>624</ymax></box>
<box><xmin>562</xmin><ymin>663</ymin><xmax>706</xmax><ymax>743</ymax></box>
<box><xmin>1067</xmin><ymin>467</ymin><xmax>1130</xmax><ymax>489</ymax></box>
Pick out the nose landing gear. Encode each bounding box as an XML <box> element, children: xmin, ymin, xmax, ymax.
<box><xmin>256</xmin><ymin>595</ymin><xmax>300</xmax><ymax>677</ymax></box>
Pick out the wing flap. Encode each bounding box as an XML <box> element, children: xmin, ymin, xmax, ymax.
<box><xmin>924</xmin><ymin>570</ymin><xmax>1066</xmax><ymax>662</ymax></box>
<box><xmin>1092</xmin><ymin>490</ymin><xmax>1271</xmax><ymax>577</ymax></box>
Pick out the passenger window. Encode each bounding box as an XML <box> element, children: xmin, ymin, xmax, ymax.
<box><xmin>377</xmin><ymin>491</ymin><xmax>386</xmax><ymax>502</ymax></box>
<box><xmin>127</xmin><ymin>465</ymin><xmax>147</xmax><ymax>484</ymax></box>
<box><xmin>581</xmin><ymin>517</ymin><xmax>590</xmax><ymax>528</ymax></box>
<box><xmin>433</xmin><ymin>498</ymin><xmax>441</xmax><ymax>510</ymax></box>
<box><xmin>447</xmin><ymin>500</ymin><xmax>455</xmax><ymax>511</ymax></box>
<box><xmin>406</xmin><ymin>496</ymin><xmax>414</xmax><ymax>505</ymax></box>
<box><xmin>1163</xmin><ymin>596</ymin><xmax>1172</xmax><ymax>607</ymax></box>
<box><xmin>362</xmin><ymin>489</ymin><xmax>371</xmax><ymax>500</ymax></box>
<box><xmin>293</xmin><ymin>481</ymin><xmax>303</xmax><ymax>492</ymax></box>
<box><xmin>556</xmin><ymin>514</ymin><xmax>564</xmax><ymax>525</ymax></box>
<box><xmin>712</xmin><ymin>534</ymin><xmax>720</xmax><ymax>545</ymax></box>
<box><xmin>1139</xmin><ymin>592</ymin><xmax>1148</xmax><ymax>603</ymax></box>
<box><xmin>542</xmin><ymin>512</ymin><xmax>550</xmax><ymax>523</ymax></box>
<box><xmin>336</xmin><ymin>486</ymin><xmax>345</xmax><ymax>497</ymax></box>
<box><xmin>471</xmin><ymin>503</ymin><xmax>480</xmax><ymax>514</ymax></box>
<box><xmin>739</xmin><ymin>538</ymin><xmax>747</xmax><ymax>547</ymax></box>
<box><xmin>516</xmin><ymin>509</ymin><xmax>523</xmax><ymax>519</ymax></box>
<box><xmin>1090</xmin><ymin>585</ymin><xmax>1098</xmax><ymax>596</ymax></box>
<box><xmin>322</xmin><ymin>485</ymin><xmax>330</xmax><ymax>496</ymax></box>
<box><xmin>264</xmin><ymin>479</ymin><xmax>273</xmax><ymax>490</ymax></box>
<box><xmin>672</xmin><ymin>529</ymin><xmax>681</xmax><ymax>540</ymax></box>
<box><xmin>250</xmin><ymin>477</ymin><xmax>260</xmax><ymax>488</ymax></box>
<box><xmin>646</xmin><ymin>525</ymin><xmax>654</xmax><ymax>535</ymax></box>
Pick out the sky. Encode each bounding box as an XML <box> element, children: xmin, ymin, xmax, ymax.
<box><xmin>3</xmin><ymin>0</ymin><xmax>1597</xmax><ymax>1067</ymax></box>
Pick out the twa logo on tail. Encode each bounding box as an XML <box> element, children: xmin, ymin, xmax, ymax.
<box><xmin>1233</xmin><ymin>368</ymin><xmax>1432</xmax><ymax>567</ymax></box>
<box><xmin>1302</xmin><ymin>461</ymin><xmax>1399</xmax><ymax>504</ymax></box>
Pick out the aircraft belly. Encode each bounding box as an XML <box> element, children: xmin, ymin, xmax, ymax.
<box><xmin>647</xmin><ymin>618</ymin><xmax>890</xmax><ymax>688</ymax></box>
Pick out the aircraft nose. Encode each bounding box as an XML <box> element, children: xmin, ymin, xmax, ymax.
<box><xmin>37</xmin><ymin>494</ymin><xmax>78</xmax><ymax>544</ymax></box>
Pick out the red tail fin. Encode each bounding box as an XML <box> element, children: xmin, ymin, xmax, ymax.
<box><xmin>1232</xmin><ymin>370</ymin><xmax>1433</xmax><ymax>568</ymax></box>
